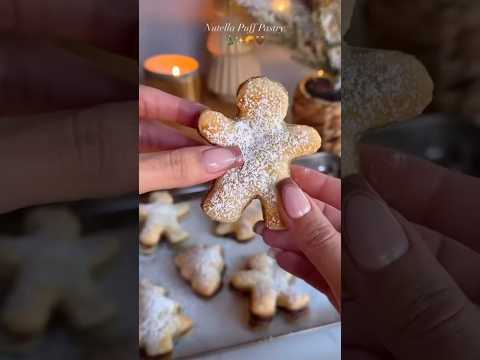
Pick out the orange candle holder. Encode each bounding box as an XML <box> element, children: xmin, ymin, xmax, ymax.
<box><xmin>143</xmin><ymin>54</ymin><xmax>201</xmax><ymax>102</ymax></box>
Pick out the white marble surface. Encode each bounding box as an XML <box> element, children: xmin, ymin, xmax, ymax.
<box><xmin>197</xmin><ymin>322</ymin><xmax>341</xmax><ymax>360</ymax></box>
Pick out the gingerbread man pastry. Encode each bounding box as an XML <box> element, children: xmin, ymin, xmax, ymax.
<box><xmin>231</xmin><ymin>253</ymin><xmax>310</xmax><ymax>319</ymax></box>
<box><xmin>0</xmin><ymin>207</ymin><xmax>118</xmax><ymax>336</ymax></box>
<box><xmin>139</xmin><ymin>280</ymin><xmax>193</xmax><ymax>356</ymax></box>
<box><xmin>342</xmin><ymin>0</ymin><xmax>433</xmax><ymax>175</ymax></box>
<box><xmin>174</xmin><ymin>244</ymin><xmax>225</xmax><ymax>297</ymax></box>
<box><xmin>215</xmin><ymin>199</ymin><xmax>263</xmax><ymax>242</ymax></box>
<box><xmin>139</xmin><ymin>191</ymin><xmax>190</xmax><ymax>253</ymax></box>
<box><xmin>199</xmin><ymin>77</ymin><xmax>321</xmax><ymax>229</ymax></box>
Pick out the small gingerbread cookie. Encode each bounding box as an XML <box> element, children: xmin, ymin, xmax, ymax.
<box><xmin>342</xmin><ymin>45</ymin><xmax>433</xmax><ymax>175</ymax></box>
<box><xmin>139</xmin><ymin>191</ymin><xmax>190</xmax><ymax>253</ymax></box>
<box><xmin>198</xmin><ymin>77</ymin><xmax>321</xmax><ymax>230</ymax></box>
<box><xmin>215</xmin><ymin>199</ymin><xmax>263</xmax><ymax>242</ymax></box>
<box><xmin>341</xmin><ymin>0</ymin><xmax>433</xmax><ymax>175</ymax></box>
<box><xmin>231</xmin><ymin>253</ymin><xmax>310</xmax><ymax>319</ymax></box>
<box><xmin>0</xmin><ymin>206</ymin><xmax>118</xmax><ymax>336</ymax></box>
<box><xmin>174</xmin><ymin>244</ymin><xmax>225</xmax><ymax>297</ymax></box>
<box><xmin>139</xmin><ymin>280</ymin><xmax>193</xmax><ymax>356</ymax></box>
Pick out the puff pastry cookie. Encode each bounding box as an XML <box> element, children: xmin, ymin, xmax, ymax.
<box><xmin>174</xmin><ymin>244</ymin><xmax>225</xmax><ymax>297</ymax></box>
<box><xmin>215</xmin><ymin>199</ymin><xmax>263</xmax><ymax>242</ymax></box>
<box><xmin>231</xmin><ymin>253</ymin><xmax>310</xmax><ymax>319</ymax></box>
<box><xmin>0</xmin><ymin>206</ymin><xmax>117</xmax><ymax>336</ymax></box>
<box><xmin>199</xmin><ymin>77</ymin><xmax>321</xmax><ymax>230</ymax></box>
<box><xmin>139</xmin><ymin>191</ymin><xmax>190</xmax><ymax>253</ymax></box>
<box><xmin>139</xmin><ymin>280</ymin><xmax>193</xmax><ymax>356</ymax></box>
<box><xmin>342</xmin><ymin>0</ymin><xmax>433</xmax><ymax>175</ymax></box>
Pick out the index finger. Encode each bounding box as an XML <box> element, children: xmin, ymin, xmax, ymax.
<box><xmin>291</xmin><ymin>165</ymin><xmax>341</xmax><ymax>209</ymax></box>
<box><xmin>139</xmin><ymin>85</ymin><xmax>206</xmax><ymax>128</ymax></box>
<box><xmin>359</xmin><ymin>144</ymin><xmax>480</xmax><ymax>252</ymax></box>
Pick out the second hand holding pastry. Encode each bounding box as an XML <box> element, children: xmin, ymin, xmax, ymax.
<box><xmin>256</xmin><ymin>166</ymin><xmax>341</xmax><ymax>311</ymax></box>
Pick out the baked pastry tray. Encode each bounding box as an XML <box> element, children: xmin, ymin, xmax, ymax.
<box><xmin>140</xmin><ymin>195</ymin><xmax>340</xmax><ymax>359</ymax></box>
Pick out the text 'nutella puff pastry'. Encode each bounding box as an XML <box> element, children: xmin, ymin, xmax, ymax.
<box><xmin>199</xmin><ymin>76</ymin><xmax>321</xmax><ymax>230</ymax></box>
<box><xmin>174</xmin><ymin>244</ymin><xmax>225</xmax><ymax>297</ymax></box>
<box><xmin>139</xmin><ymin>191</ymin><xmax>190</xmax><ymax>253</ymax></box>
<box><xmin>231</xmin><ymin>253</ymin><xmax>310</xmax><ymax>319</ymax></box>
<box><xmin>0</xmin><ymin>207</ymin><xmax>118</xmax><ymax>336</ymax></box>
<box><xmin>215</xmin><ymin>199</ymin><xmax>263</xmax><ymax>242</ymax></box>
<box><xmin>139</xmin><ymin>280</ymin><xmax>193</xmax><ymax>356</ymax></box>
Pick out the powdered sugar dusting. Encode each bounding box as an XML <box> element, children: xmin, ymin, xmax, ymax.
<box><xmin>342</xmin><ymin>45</ymin><xmax>433</xmax><ymax>175</ymax></box>
<box><xmin>139</xmin><ymin>193</ymin><xmax>190</xmax><ymax>246</ymax></box>
<box><xmin>175</xmin><ymin>245</ymin><xmax>224</xmax><ymax>279</ymax></box>
<box><xmin>200</xmin><ymin>77</ymin><xmax>321</xmax><ymax>228</ymax></box>
<box><xmin>139</xmin><ymin>280</ymin><xmax>184</xmax><ymax>347</ymax></box>
<box><xmin>248</xmin><ymin>253</ymin><xmax>296</xmax><ymax>296</ymax></box>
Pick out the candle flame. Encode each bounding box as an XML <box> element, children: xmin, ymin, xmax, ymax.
<box><xmin>172</xmin><ymin>66</ymin><xmax>181</xmax><ymax>77</ymax></box>
<box><xmin>272</xmin><ymin>0</ymin><xmax>290</xmax><ymax>13</ymax></box>
<box><xmin>317</xmin><ymin>69</ymin><xmax>325</xmax><ymax>77</ymax></box>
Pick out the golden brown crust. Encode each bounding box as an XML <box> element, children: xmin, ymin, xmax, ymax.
<box><xmin>139</xmin><ymin>280</ymin><xmax>193</xmax><ymax>356</ymax></box>
<box><xmin>198</xmin><ymin>77</ymin><xmax>321</xmax><ymax>229</ymax></box>
<box><xmin>342</xmin><ymin>45</ymin><xmax>433</xmax><ymax>175</ymax></box>
<box><xmin>139</xmin><ymin>191</ymin><xmax>190</xmax><ymax>253</ymax></box>
<box><xmin>230</xmin><ymin>253</ymin><xmax>310</xmax><ymax>318</ymax></box>
<box><xmin>215</xmin><ymin>199</ymin><xmax>263</xmax><ymax>242</ymax></box>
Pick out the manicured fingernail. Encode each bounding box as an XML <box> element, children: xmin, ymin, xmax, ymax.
<box><xmin>201</xmin><ymin>146</ymin><xmax>242</xmax><ymax>173</ymax></box>
<box><xmin>280</xmin><ymin>180</ymin><xmax>311</xmax><ymax>219</ymax></box>
<box><xmin>254</xmin><ymin>221</ymin><xmax>265</xmax><ymax>235</ymax></box>
<box><xmin>344</xmin><ymin>193</ymin><xmax>409</xmax><ymax>271</ymax></box>
<box><xmin>267</xmin><ymin>247</ymin><xmax>282</xmax><ymax>259</ymax></box>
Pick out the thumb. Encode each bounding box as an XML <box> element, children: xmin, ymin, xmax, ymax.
<box><xmin>343</xmin><ymin>175</ymin><xmax>480</xmax><ymax>360</ymax></box>
<box><xmin>277</xmin><ymin>179</ymin><xmax>341</xmax><ymax>309</ymax></box>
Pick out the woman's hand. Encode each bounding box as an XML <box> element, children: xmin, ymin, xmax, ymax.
<box><xmin>139</xmin><ymin>86</ymin><xmax>242</xmax><ymax>193</ymax></box>
<box><xmin>342</xmin><ymin>145</ymin><xmax>480</xmax><ymax>360</ymax></box>
<box><xmin>256</xmin><ymin>165</ymin><xmax>341</xmax><ymax>311</ymax></box>
<box><xmin>0</xmin><ymin>1</ymin><xmax>138</xmax><ymax>214</ymax></box>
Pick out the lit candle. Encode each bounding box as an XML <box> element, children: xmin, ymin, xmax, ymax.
<box><xmin>143</xmin><ymin>54</ymin><xmax>201</xmax><ymax>101</ymax></box>
<box><xmin>271</xmin><ymin>0</ymin><xmax>291</xmax><ymax>14</ymax></box>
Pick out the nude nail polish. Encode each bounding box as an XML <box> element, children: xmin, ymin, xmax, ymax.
<box><xmin>201</xmin><ymin>147</ymin><xmax>242</xmax><ymax>173</ymax></box>
<box><xmin>281</xmin><ymin>180</ymin><xmax>311</xmax><ymax>219</ymax></box>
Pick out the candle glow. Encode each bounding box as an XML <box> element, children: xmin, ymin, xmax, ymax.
<box><xmin>272</xmin><ymin>0</ymin><xmax>290</xmax><ymax>13</ymax></box>
<box><xmin>172</xmin><ymin>66</ymin><xmax>181</xmax><ymax>77</ymax></box>
<box><xmin>143</xmin><ymin>54</ymin><xmax>201</xmax><ymax>101</ymax></box>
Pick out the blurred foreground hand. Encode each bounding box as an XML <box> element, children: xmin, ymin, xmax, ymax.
<box><xmin>342</xmin><ymin>145</ymin><xmax>480</xmax><ymax>360</ymax></box>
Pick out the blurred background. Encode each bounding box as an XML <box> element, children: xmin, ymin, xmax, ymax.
<box><xmin>345</xmin><ymin>0</ymin><xmax>480</xmax><ymax>176</ymax></box>
<box><xmin>0</xmin><ymin>0</ymin><xmax>138</xmax><ymax>359</ymax></box>
<box><xmin>138</xmin><ymin>1</ymin><xmax>341</xmax><ymax>359</ymax></box>
<box><xmin>140</xmin><ymin>0</ymin><xmax>342</xmax><ymax>163</ymax></box>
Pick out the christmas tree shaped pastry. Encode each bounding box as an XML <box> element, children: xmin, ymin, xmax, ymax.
<box><xmin>174</xmin><ymin>244</ymin><xmax>225</xmax><ymax>297</ymax></box>
<box><xmin>139</xmin><ymin>280</ymin><xmax>193</xmax><ymax>356</ymax></box>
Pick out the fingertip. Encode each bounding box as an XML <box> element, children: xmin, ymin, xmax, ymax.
<box><xmin>139</xmin><ymin>85</ymin><xmax>207</xmax><ymax>127</ymax></box>
<box><xmin>290</xmin><ymin>164</ymin><xmax>313</xmax><ymax>177</ymax></box>
<box><xmin>277</xmin><ymin>178</ymin><xmax>312</xmax><ymax>220</ymax></box>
